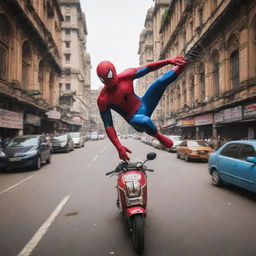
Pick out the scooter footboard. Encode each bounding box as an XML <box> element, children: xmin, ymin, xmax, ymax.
<box><xmin>127</xmin><ymin>206</ymin><xmax>146</xmax><ymax>217</ymax></box>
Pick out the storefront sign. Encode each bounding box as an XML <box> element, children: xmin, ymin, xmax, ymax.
<box><xmin>195</xmin><ymin>114</ymin><xmax>213</xmax><ymax>126</ymax></box>
<box><xmin>244</xmin><ymin>103</ymin><xmax>256</xmax><ymax>118</ymax></box>
<box><xmin>25</xmin><ymin>114</ymin><xmax>41</xmax><ymax>126</ymax></box>
<box><xmin>182</xmin><ymin>118</ymin><xmax>195</xmax><ymax>126</ymax></box>
<box><xmin>46</xmin><ymin>110</ymin><xmax>61</xmax><ymax>120</ymax></box>
<box><xmin>0</xmin><ymin>108</ymin><xmax>23</xmax><ymax>129</ymax></box>
<box><xmin>214</xmin><ymin>110</ymin><xmax>224</xmax><ymax>123</ymax></box>
<box><xmin>223</xmin><ymin>105</ymin><xmax>242</xmax><ymax>122</ymax></box>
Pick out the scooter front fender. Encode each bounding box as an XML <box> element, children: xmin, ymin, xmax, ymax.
<box><xmin>127</xmin><ymin>206</ymin><xmax>146</xmax><ymax>217</ymax></box>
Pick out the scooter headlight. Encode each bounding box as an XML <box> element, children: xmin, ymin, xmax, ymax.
<box><xmin>125</xmin><ymin>181</ymin><xmax>141</xmax><ymax>198</ymax></box>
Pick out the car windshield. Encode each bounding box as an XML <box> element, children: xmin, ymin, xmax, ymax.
<box><xmin>53</xmin><ymin>134</ymin><xmax>67</xmax><ymax>141</ymax></box>
<box><xmin>69</xmin><ymin>133</ymin><xmax>80</xmax><ymax>138</ymax></box>
<box><xmin>188</xmin><ymin>141</ymin><xmax>208</xmax><ymax>147</ymax></box>
<box><xmin>8</xmin><ymin>137</ymin><xmax>38</xmax><ymax>147</ymax></box>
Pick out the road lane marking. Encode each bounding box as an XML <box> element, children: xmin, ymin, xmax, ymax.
<box><xmin>99</xmin><ymin>145</ymin><xmax>108</xmax><ymax>153</ymax></box>
<box><xmin>93</xmin><ymin>155</ymin><xmax>98</xmax><ymax>161</ymax></box>
<box><xmin>18</xmin><ymin>194</ymin><xmax>71</xmax><ymax>256</ymax></box>
<box><xmin>0</xmin><ymin>175</ymin><xmax>34</xmax><ymax>196</ymax></box>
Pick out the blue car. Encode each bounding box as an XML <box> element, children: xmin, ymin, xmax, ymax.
<box><xmin>208</xmin><ymin>140</ymin><xmax>256</xmax><ymax>193</ymax></box>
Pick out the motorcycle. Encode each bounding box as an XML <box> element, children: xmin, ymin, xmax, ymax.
<box><xmin>106</xmin><ymin>152</ymin><xmax>156</xmax><ymax>254</ymax></box>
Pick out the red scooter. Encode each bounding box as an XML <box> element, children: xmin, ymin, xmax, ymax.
<box><xmin>106</xmin><ymin>152</ymin><xmax>156</xmax><ymax>254</ymax></box>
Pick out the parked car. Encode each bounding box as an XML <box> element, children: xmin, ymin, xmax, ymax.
<box><xmin>69</xmin><ymin>132</ymin><xmax>84</xmax><ymax>148</ymax></box>
<box><xmin>166</xmin><ymin>135</ymin><xmax>182</xmax><ymax>152</ymax></box>
<box><xmin>51</xmin><ymin>134</ymin><xmax>74</xmax><ymax>153</ymax></box>
<box><xmin>176</xmin><ymin>140</ymin><xmax>213</xmax><ymax>162</ymax></box>
<box><xmin>98</xmin><ymin>134</ymin><xmax>105</xmax><ymax>140</ymax></box>
<box><xmin>90</xmin><ymin>131</ymin><xmax>98</xmax><ymax>140</ymax></box>
<box><xmin>0</xmin><ymin>135</ymin><xmax>51</xmax><ymax>170</ymax></box>
<box><xmin>208</xmin><ymin>140</ymin><xmax>256</xmax><ymax>192</ymax></box>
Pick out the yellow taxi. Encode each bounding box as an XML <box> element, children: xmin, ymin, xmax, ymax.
<box><xmin>176</xmin><ymin>140</ymin><xmax>214</xmax><ymax>162</ymax></box>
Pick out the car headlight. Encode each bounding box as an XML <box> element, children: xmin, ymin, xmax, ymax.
<box><xmin>60</xmin><ymin>142</ymin><xmax>66</xmax><ymax>147</ymax></box>
<box><xmin>0</xmin><ymin>151</ymin><xmax>6</xmax><ymax>157</ymax></box>
<box><xmin>24</xmin><ymin>150</ymin><xmax>38</xmax><ymax>156</ymax></box>
<box><xmin>125</xmin><ymin>181</ymin><xmax>141</xmax><ymax>198</ymax></box>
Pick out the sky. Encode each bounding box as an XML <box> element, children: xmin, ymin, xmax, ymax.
<box><xmin>80</xmin><ymin>0</ymin><xmax>154</xmax><ymax>89</ymax></box>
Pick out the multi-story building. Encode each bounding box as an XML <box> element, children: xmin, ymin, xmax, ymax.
<box><xmin>89</xmin><ymin>89</ymin><xmax>103</xmax><ymax>132</ymax></box>
<box><xmin>0</xmin><ymin>0</ymin><xmax>63</xmax><ymax>136</ymax></box>
<box><xmin>59</xmin><ymin>0</ymin><xmax>91</xmax><ymax>132</ymax></box>
<box><xmin>139</xmin><ymin>0</ymin><xmax>256</xmax><ymax>140</ymax></box>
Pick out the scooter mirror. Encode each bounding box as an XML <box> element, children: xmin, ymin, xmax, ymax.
<box><xmin>147</xmin><ymin>152</ymin><xmax>156</xmax><ymax>161</ymax></box>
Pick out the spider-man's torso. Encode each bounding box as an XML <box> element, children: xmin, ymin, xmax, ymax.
<box><xmin>97</xmin><ymin>76</ymin><xmax>141</xmax><ymax>120</ymax></box>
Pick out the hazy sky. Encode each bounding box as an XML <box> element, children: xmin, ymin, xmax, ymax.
<box><xmin>80</xmin><ymin>0</ymin><xmax>154</xmax><ymax>89</ymax></box>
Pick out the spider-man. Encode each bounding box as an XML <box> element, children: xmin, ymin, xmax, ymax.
<box><xmin>97</xmin><ymin>52</ymin><xmax>198</xmax><ymax>161</ymax></box>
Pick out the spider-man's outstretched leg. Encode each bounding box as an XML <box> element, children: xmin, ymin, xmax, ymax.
<box><xmin>129</xmin><ymin>69</ymin><xmax>178</xmax><ymax>147</ymax></box>
<box><xmin>129</xmin><ymin>51</ymin><xmax>198</xmax><ymax>147</ymax></box>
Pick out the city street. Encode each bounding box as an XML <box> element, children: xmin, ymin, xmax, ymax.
<box><xmin>1</xmin><ymin>138</ymin><xmax>256</xmax><ymax>256</ymax></box>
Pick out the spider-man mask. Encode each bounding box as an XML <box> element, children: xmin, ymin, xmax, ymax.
<box><xmin>96</xmin><ymin>61</ymin><xmax>118</xmax><ymax>87</ymax></box>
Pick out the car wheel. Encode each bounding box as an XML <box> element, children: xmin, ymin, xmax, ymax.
<box><xmin>46</xmin><ymin>154</ymin><xmax>51</xmax><ymax>164</ymax></box>
<box><xmin>211</xmin><ymin>169</ymin><xmax>222</xmax><ymax>187</ymax></box>
<box><xmin>176</xmin><ymin>153</ymin><xmax>180</xmax><ymax>159</ymax></box>
<box><xmin>34</xmin><ymin>156</ymin><xmax>41</xmax><ymax>170</ymax></box>
<box><xmin>65</xmin><ymin>145</ymin><xmax>69</xmax><ymax>153</ymax></box>
<box><xmin>185</xmin><ymin>154</ymin><xmax>190</xmax><ymax>162</ymax></box>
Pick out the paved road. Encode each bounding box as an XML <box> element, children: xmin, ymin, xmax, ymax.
<box><xmin>1</xmin><ymin>139</ymin><xmax>256</xmax><ymax>256</ymax></box>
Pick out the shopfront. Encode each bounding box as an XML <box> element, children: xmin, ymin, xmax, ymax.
<box><xmin>0</xmin><ymin>108</ymin><xmax>23</xmax><ymax>138</ymax></box>
<box><xmin>195</xmin><ymin>114</ymin><xmax>213</xmax><ymax>140</ymax></box>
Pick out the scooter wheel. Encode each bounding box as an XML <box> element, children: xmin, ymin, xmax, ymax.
<box><xmin>132</xmin><ymin>215</ymin><xmax>144</xmax><ymax>254</ymax></box>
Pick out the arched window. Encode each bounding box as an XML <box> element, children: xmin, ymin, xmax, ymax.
<box><xmin>190</xmin><ymin>76</ymin><xmax>194</xmax><ymax>105</ymax></box>
<box><xmin>49</xmin><ymin>71</ymin><xmax>54</xmax><ymax>105</ymax></box>
<box><xmin>183</xmin><ymin>82</ymin><xmax>187</xmax><ymax>106</ymax></box>
<box><xmin>22</xmin><ymin>41</ymin><xmax>31</xmax><ymax>89</ymax></box>
<box><xmin>38</xmin><ymin>60</ymin><xmax>45</xmax><ymax>98</ymax></box>
<box><xmin>230</xmin><ymin>50</ymin><xmax>239</xmax><ymax>88</ymax></box>
<box><xmin>254</xmin><ymin>20</ymin><xmax>256</xmax><ymax>75</ymax></box>
<box><xmin>199</xmin><ymin>63</ymin><xmax>205</xmax><ymax>101</ymax></box>
<box><xmin>212</xmin><ymin>51</ymin><xmax>220</xmax><ymax>96</ymax></box>
<box><xmin>0</xmin><ymin>14</ymin><xmax>10</xmax><ymax>80</ymax></box>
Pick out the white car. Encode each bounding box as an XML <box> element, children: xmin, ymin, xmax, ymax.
<box><xmin>69</xmin><ymin>132</ymin><xmax>84</xmax><ymax>148</ymax></box>
<box><xmin>167</xmin><ymin>135</ymin><xmax>182</xmax><ymax>152</ymax></box>
<box><xmin>90</xmin><ymin>132</ymin><xmax>98</xmax><ymax>140</ymax></box>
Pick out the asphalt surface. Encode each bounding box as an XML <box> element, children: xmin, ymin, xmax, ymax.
<box><xmin>1</xmin><ymin>138</ymin><xmax>256</xmax><ymax>256</ymax></box>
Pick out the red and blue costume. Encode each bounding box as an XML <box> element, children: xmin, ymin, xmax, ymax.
<box><xmin>97</xmin><ymin>56</ymin><xmax>189</xmax><ymax>161</ymax></box>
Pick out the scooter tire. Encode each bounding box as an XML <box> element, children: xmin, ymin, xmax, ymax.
<box><xmin>132</xmin><ymin>214</ymin><xmax>144</xmax><ymax>254</ymax></box>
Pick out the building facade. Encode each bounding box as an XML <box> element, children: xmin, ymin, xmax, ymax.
<box><xmin>0</xmin><ymin>0</ymin><xmax>63</xmax><ymax>137</ymax></box>
<box><xmin>59</xmin><ymin>0</ymin><xmax>91</xmax><ymax>132</ymax></box>
<box><xmin>138</xmin><ymin>0</ymin><xmax>256</xmax><ymax>140</ymax></box>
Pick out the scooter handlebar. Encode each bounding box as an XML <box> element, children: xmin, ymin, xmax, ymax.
<box><xmin>106</xmin><ymin>170</ymin><xmax>116</xmax><ymax>176</ymax></box>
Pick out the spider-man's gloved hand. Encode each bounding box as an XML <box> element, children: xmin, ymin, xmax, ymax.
<box><xmin>184</xmin><ymin>50</ymin><xmax>199</xmax><ymax>62</ymax></box>
<box><xmin>168</xmin><ymin>56</ymin><xmax>187</xmax><ymax>66</ymax></box>
<box><xmin>117</xmin><ymin>145</ymin><xmax>132</xmax><ymax>161</ymax></box>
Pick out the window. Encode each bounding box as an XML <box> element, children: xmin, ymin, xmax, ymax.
<box><xmin>238</xmin><ymin>144</ymin><xmax>256</xmax><ymax>161</ymax></box>
<box><xmin>0</xmin><ymin>14</ymin><xmax>10</xmax><ymax>80</ymax></box>
<box><xmin>65</xmin><ymin>54</ymin><xmax>71</xmax><ymax>62</ymax></box>
<box><xmin>65</xmin><ymin>83</ymin><xmax>71</xmax><ymax>90</ymax></box>
<box><xmin>65</xmin><ymin>68</ymin><xmax>71</xmax><ymax>76</ymax></box>
<box><xmin>212</xmin><ymin>51</ymin><xmax>220</xmax><ymax>96</ymax></box>
<box><xmin>59</xmin><ymin>83</ymin><xmax>62</xmax><ymax>89</ymax></box>
<box><xmin>38</xmin><ymin>60</ymin><xmax>45</xmax><ymax>98</ymax></box>
<box><xmin>65</xmin><ymin>41</ymin><xmax>70</xmax><ymax>48</ymax></box>
<box><xmin>65</xmin><ymin>16</ymin><xmax>71</xmax><ymax>23</ymax></box>
<box><xmin>199</xmin><ymin>8</ymin><xmax>204</xmax><ymax>26</ymax></box>
<box><xmin>199</xmin><ymin>64</ymin><xmax>205</xmax><ymax>101</ymax></box>
<box><xmin>22</xmin><ymin>41</ymin><xmax>31</xmax><ymax>89</ymax></box>
<box><xmin>65</xmin><ymin>29</ymin><xmax>71</xmax><ymax>35</ymax></box>
<box><xmin>230</xmin><ymin>50</ymin><xmax>239</xmax><ymax>88</ymax></box>
<box><xmin>220</xmin><ymin>144</ymin><xmax>241</xmax><ymax>159</ymax></box>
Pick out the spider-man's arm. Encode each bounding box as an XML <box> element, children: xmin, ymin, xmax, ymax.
<box><xmin>119</xmin><ymin>56</ymin><xmax>187</xmax><ymax>80</ymax></box>
<box><xmin>97</xmin><ymin>99</ymin><xmax>132</xmax><ymax>161</ymax></box>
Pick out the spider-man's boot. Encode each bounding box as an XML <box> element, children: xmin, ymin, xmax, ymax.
<box><xmin>154</xmin><ymin>131</ymin><xmax>173</xmax><ymax>148</ymax></box>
